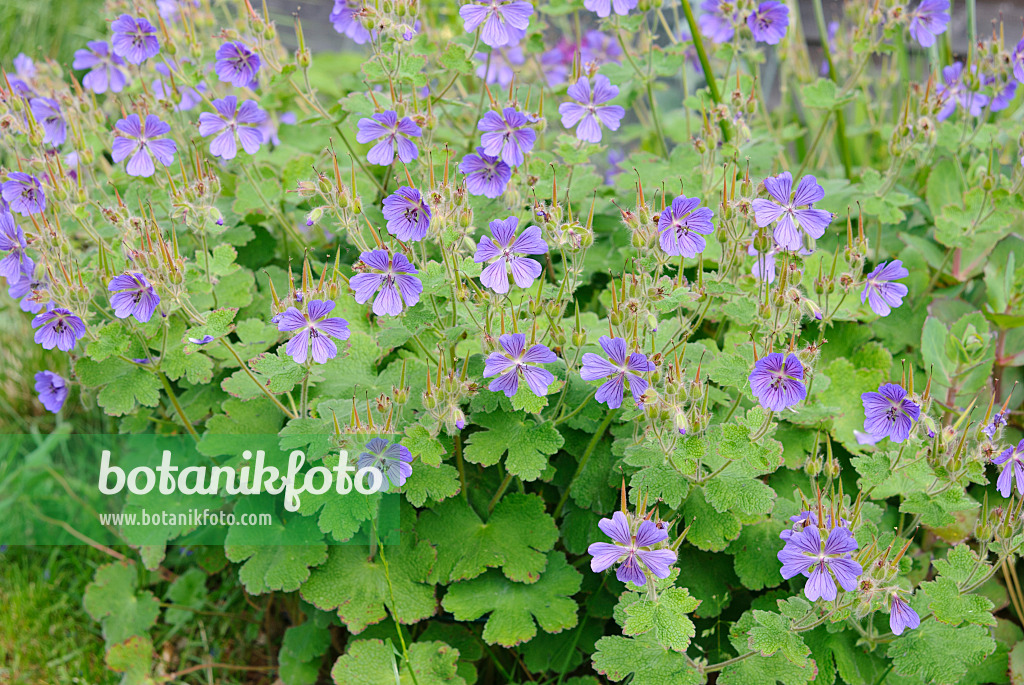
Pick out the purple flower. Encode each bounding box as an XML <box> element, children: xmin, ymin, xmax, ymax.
<box><xmin>73</xmin><ymin>41</ymin><xmax>127</xmax><ymax>94</ymax></box>
<box><xmin>2</xmin><ymin>173</ymin><xmax>46</xmax><ymax>216</ymax></box>
<box><xmin>584</xmin><ymin>0</ymin><xmax>638</xmax><ymax>18</ymax></box>
<box><xmin>581</xmin><ymin>336</ymin><xmax>655</xmax><ymax>409</ymax></box>
<box><xmin>198</xmin><ymin>96</ymin><xmax>267</xmax><ymax>160</ymax></box>
<box><xmin>108</xmin><ymin>273</ymin><xmax>160</xmax><ymax>322</ymax></box>
<box><xmin>8</xmin><ymin>264</ymin><xmax>49</xmax><ymax>314</ymax></box>
<box><xmin>215</xmin><ymin>42</ymin><xmax>261</xmax><ymax>89</ymax></box>
<box><xmin>982</xmin><ymin>411</ymin><xmax>1007</xmax><ymax>440</ymax></box>
<box><xmin>330</xmin><ymin>0</ymin><xmax>372</xmax><ymax>44</ymax></box>
<box><xmin>861</xmin><ymin>383</ymin><xmax>920</xmax><ymax>443</ymax></box>
<box><xmin>699</xmin><ymin>0</ymin><xmax>739</xmax><ymax>44</ymax></box>
<box><xmin>778</xmin><ymin>525</ymin><xmax>861</xmax><ymax>601</ymax></box>
<box><xmin>460</xmin><ymin>147</ymin><xmax>511</xmax><ymax>198</ymax></box>
<box><xmin>587</xmin><ymin>511</ymin><xmax>677</xmax><ymax>586</ymax></box>
<box><xmin>1014</xmin><ymin>39</ymin><xmax>1024</xmax><ymax>84</ymax></box>
<box><xmin>475</xmin><ymin>46</ymin><xmax>525</xmax><ymax>87</ymax></box>
<box><xmin>381</xmin><ymin>186</ymin><xmax>431</xmax><ymax>241</ymax></box>
<box><xmin>350</xmin><ymin>250</ymin><xmax>423</xmax><ymax>316</ymax></box>
<box><xmin>862</xmin><ymin>260</ymin><xmax>909</xmax><ymax>317</ymax></box>
<box><xmin>356</xmin><ymin>111</ymin><xmax>422</xmax><ymax>166</ymax></box>
<box><xmin>752</xmin><ymin>172</ymin><xmax>833</xmax><ymax>251</ymax></box>
<box><xmin>356</xmin><ymin>438</ymin><xmax>413</xmax><ymax>492</ymax></box>
<box><xmin>484</xmin><ymin>333</ymin><xmax>556</xmax><ymax>398</ymax></box>
<box><xmin>936</xmin><ymin>62</ymin><xmax>988</xmax><ymax>120</ymax></box>
<box><xmin>747</xmin><ymin>1</ymin><xmax>789</xmax><ymax>44</ymax></box>
<box><xmin>478</xmin><ymin>107</ymin><xmax>536</xmax><ymax>167</ymax></box>
<box><xmin>657</xmin><ymin>195</ymin><xmax>715</xmax><ymax>257</ymax></box>
<box><xmin>112</xmin><ymin>114</ymin><xmax>177</xmax><ymax>178</ymax></box>
<box><xmin>275</xmin><ymin>299</ymin><xmax>351</xmax><ymax>364</ymax></box>
<box><xmin>993</xmin><ymin>440</ymin><xmax>1024</xmax><ymax>498</ymax></box>
<box><xmin>459</xmin><ymin>1</ymin><xmax>533</xmax><ymax>48</ymax></box>
<box><xmin>152</xmin><ymin>61</ymin><xmax>206</xmax><ymax>112</ymax></box>
<box><xmin>0</xmin><ymin>212</ymin><xmax>33</xmax><ymax>282</ymax></box>
<box><xmin>110</xmin><ymin>14</ymin><xmax>160</xmax><ymax>64</ymax></box>
<box><xmin>982</xmin><ymin>73</ymin><xmax>1017</xmax><ymax>112</ymax></box>
<box><xmin>559</xmin><ymin>75</ymin><xmax>625</xmax><ymax>144</ymax></box>
<box><xmin>749</xmin><ymin>352</ymin><xmax>806</xmax><ymax>411</ymax></box>
<box><xmin>32</xmin><ymin>308</ymin><xmax>86</xmax><ymax>351</ymax></box>
<box><xmin>35</xmin><ymin>371</ymin><xmax>69</xmax><ymax>413</ymax></box>
<box><xmin>473</xmin><ymin>216</ymin><xmax>548</xmax><ymax>294</ymax></box>
<box><xmin>188</xmin><ymin>335</ymin><xmax>215</xmax><ymax>345</ymax></box>
<box><xmin>29</xmin><ymin>98</ymin><xmax>67</xmax><ymax>147</ymax></box>
<box><xmin>889</xmin><ymin>593</ymin><xmax>920</xmax><ymax>635</ymax></box>
<box><xmin>908</xmin><ymin>0</ymin><xmax>949</xmax><ymax>48</ymax></box>
<box><xmin>8</xmin><ymin>53</ymin><xmax>36</xmax><ymax>96</ymax></box>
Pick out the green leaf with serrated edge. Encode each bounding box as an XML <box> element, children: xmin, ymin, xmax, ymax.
<box><xmin>106</xmin><ymin>635</ymin><xmax>155</xmax><ymax>685</ymax></box>
<box><xmin>726</xmin><ymin>518</ymin><xmax>787</xmax><ymax>591</ymax></box>
<box><xmin>441</xmin><ymin>551</ymin><xmax>582</xmax><ymax>647</ymax></box>
<box><xmin>816</xmin><ymin>354</ymin><xmax>890</xmax><ymax>455</ymax></box>
<box><xmin>83</xmin><ymin>561</ymin><xmax>161</xmax><ymax>644</ymax></box>
<box><xmin>278</xmin><ymin>418</ymin><xmax>334</xmax><ymax>461</ymax></box>
<box><xmin>224</xmin><ymin>496</ymin><xmax>328</xmax><ymax>595</ymax></box>
<box><xmin>417</xmin><ymin>492</ymin><xmax>558</xmax><ymax>584</ymax></box>
<box><xmin>682</xmin><ymin>488</ymin><xmax>741</xmax><ymax>552</ymax></box>
<box><xmin>591</xmin><ymin>634</ymin><xmax>705</xmax><ymax>685</ymax></box>
<box><xmin>920</xmin><ymin>577</ymin><xmax>995</xmax><ymax>627</ymax></box>
<box><xmin>720</xmin><ymin>611</ymin><xmax>818</xmax><ymax>685</ymax></box>
<box><xmin>279</xmin><ymin>648</ymin><xmax>321</xmax><ymax>685</ymax></box>
<box><xmin>221</xmin><ymin>348</ymin><xmax>305</xmax><ymax>399</ymax></box>
<box><xmin>330</xmin><ymin>639</ymin><xmax>466</xmax><ymax>685</ymax></box>
<box><xmin>623</xmin><ymin>587</ymin><xmax>701</xmax><ymax>652</ymax></box>
<box><xmin>88</xmin><ymin>321</ymin><xmax>132</xmax><ymax>361</ymax></box>
<box><xmin>161</xmin><ymin>344</ymin><xmax>214</xmax><ymax>384</ymax></box>
<box><xmin>300</xmin><ymin>507</ymin><xmax>436</xmax><ymax>633</ymax></box>
<box><xmin>749</xmin><ymin>610</ymin><xmax>811</xmax><ymax>667</ymax></box>
<box><xmin>898</xmin><ymin>489</ymin><xmax>979</xmax><ymax>529</ymax></box>
<box><xmin>403</xmin><ymin>463</ymin><xmax>461</xmax><ymax>507</ymax></box>
<box><xmin>463</xmin><ymin>411</ymin><xmax>563</xmax><ymax>481</ymax></box>
<box><xmin>569</xmin><ymin>438</ymin><xmax>619</xmax><ymax>512</ymax></box>
<box><xmin>295</xmin><ymin>453</ymin><xmax>382</xmax><ymax>542</ymax></box>
<box><xmin>75</xmin><ymin>357</ymin><xmax>162</xmax><ymax>416</ymax></box>
<box><xmin>887</xmin><ymin>619</ymin><xmax>995</xmax><ymax>684</ymax></box>
<box><xmin>933</xmin><ymin>544</ymin><xmax>989</xmax><ymax>584</ymax></box>
<box><xmin>282</xmin><ymin>620</ymin><xmax>331</xmax><ymax>662</ymax></box>
<box><xmin>403</xmin><ymin>424</ymin><xmax>446</xmax><ymax>467</ymax></box>
<box><xmin>182</xmin><ymin>308</ymin><xmax>238</xmax><ymax>352</ymax></box>
<box><xmin>163</xmin><ymin>568</ymin><xmax>208</xmax><ymax>627</ymax></box>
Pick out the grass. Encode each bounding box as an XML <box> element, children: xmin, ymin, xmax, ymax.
<box><xmin>0</xmin><ymin>0</ymin><xmax>107</xmax><ymax>66</ymax></box>
<box><xmin>0</xmin><ymin>547</ymin><xmax>109</xmax><ymax>684</ymax></box>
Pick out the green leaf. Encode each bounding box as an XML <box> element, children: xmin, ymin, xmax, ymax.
<box><xmin>224</xmin><ymin>497</ymin><xmax>328</xmax><ymax>595</ymax></box>
<box><xmin>106</xmin><ymin>635</ymin><xmax>156</xmax><ymax>685</ymax></box>
<box><xmin>331</xmin><ymin>639</ymin><xmax>466</xmax><ymax>685</ymax></box>
<box><xmin>441</xmin><ymin>551</ymin><xmax>582</xmax><ymax>647</ymax></box>
<box><xmin>887</xmin><ymin>619</ymin><xmax>995</xmax><ymax>684</ymax></box>
<box><xmin>296</xmin><ymin>453</ymin><xmax>382</xmax><ymax>542</ymax></box>
<box><xmin>182</xmin><ymin>308</ymin><xmax>238</xmax><ymax>352</ymax></box>
<box><xmin>300</xmin><ymin>511</ymin><xmax>436</xmax><ymax>633</ymax></box>
<box><xmin>221</xmin><ymin>349</ymin><xmax>304</xmax><ymax>399</ymax></box>
<box><xmin>163</xmin><ymin>568</ymin><xmax>208</xmax><ymax>627</ymax></box>
<box><xmin>418</xmin><ymin>493</ymin><xmax>558</xmax><ymax>584</ymax></box>
<box><xmin>87</xmin><ymin>321</ymin><xmax>132</xmax><ymax>361</ymax></box>
<box><xmin>801</xmin><ymin>79</ymin><xmax>852</xmax><ymax>109</ymax></box>
<box><xmin>748</xmin><ymin>610</ymin><xmax>811</xmax><ymax>667</ymax></box>
<box><xmin>719</xmin><ymin>611</ymin><xmax>817</xmax><ymax>685</ymax></box>
<box><xmin>920</xmin><ymin>577</ymin><xmax>995</xmax><ymax>627</ymax></box>
<box><xmin>592</xmin><ymin>634</ymin><xmax>705</xmax><ymax>685</ymax></box>
<box><xmin>438</xmin><ymin>43</ymin><xmax>474</xmax><ymax>75</ymax></box>
<box><xmin>623</xmin><ymin>587</ymin><xmax>701</xmax><ymax>653</ymax></box>
<box><xmin>899</xmin><ymin>489</ymin><xmax>979</xmax><ymax>529</ymax></box>
<box><xmin>726</xmin><ymin>519</ymin><xmax>787</xmax><ymax>591</ymax></box>
<box><xmin>682</xmin><ymin>488</ymin><xmax>742</xmax><ymax>552</ymax></box>
<box><xmin>83</xmin><ymin>561</ymin><xmax>161</xmax><ymax>644</ymax></box>
<box><xmin>282</xmin><ymin>620</ymin><xmax>332</xmax><ymax>662</ymax></box>
<box><xmin>403</xmin><ymin>463</ymin><xmax>461</xmax><ymax>507</ymax></box>
<box><xmin>933</xmin><ymin>544</ymin><xmax>990</xmax><ymax>584</ymax></box>
<box><xmin>464</xmin><ymin>412</ymin><xmax>563</xmax><ymax>481</ymax></box>
<box><xmin>75</xmin><ymin>358</ymin><xmax>162</xmax><ymax>417</ymax></box>
<box><xmin>403</xmin><ymin>424</ymin><xmax>446</xmax><ymax>467</ymax></box>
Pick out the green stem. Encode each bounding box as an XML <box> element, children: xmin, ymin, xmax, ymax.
<box><xmin>157</xmin><ymin>371</ymin><xmax>199</xmax><ymax>441</ymax></box>
<box><xmin>553</xmin><ymin>409</ymin><xmax>619</xmax><ymax>519</ymax></box>
<box><xmin>488</xmin><ymin>472</ymin><xmax>513</xmax><ymax>513</ymax></box>
<box><xmin>678</xmin><ymin>0</ymin><xmax>730</xmax><ymax>142</ymax></box>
